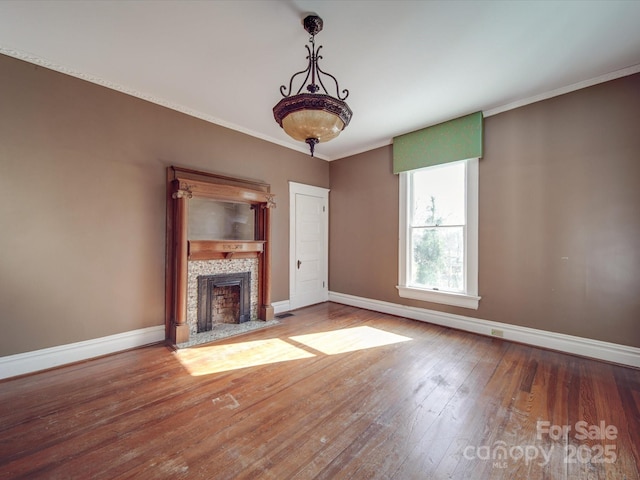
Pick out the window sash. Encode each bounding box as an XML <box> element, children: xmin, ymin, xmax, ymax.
<box><xmin>409</xmin><ymin>161</ymin><xmax>466</xmax><ymax>228</ymax></box>
<box><xmin>409</xmin><ymin>225</ymin><xmax>466</xmax><ymax>293</ymax></box>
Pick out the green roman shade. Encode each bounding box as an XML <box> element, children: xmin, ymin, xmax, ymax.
<box><xmin>393</xmin><ymin>111</ymin><xmax>483</xmax><ymax>174</ymax></box>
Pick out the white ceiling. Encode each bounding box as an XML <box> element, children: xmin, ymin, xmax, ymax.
<box><xmin>1</xmin><ymin>0</ymin><xmax>640</xmax><ymax>161</ymax></box>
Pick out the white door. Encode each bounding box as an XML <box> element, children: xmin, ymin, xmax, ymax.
<box><xmin>289</xmin><ymin>182</ymin><xmax>329</xmax><ymax>310</ymax></box>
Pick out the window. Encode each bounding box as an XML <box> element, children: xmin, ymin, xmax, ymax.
<box><xmin>398</xmin><ymin>158</ymin><xmax>480</xmax><ymax>309</ymax></box>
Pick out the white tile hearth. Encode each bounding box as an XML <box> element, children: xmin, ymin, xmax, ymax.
<box><xmin>175</xmin><ymin>319</ymin><xmax>280</xmax><ymax>349</ymax></box>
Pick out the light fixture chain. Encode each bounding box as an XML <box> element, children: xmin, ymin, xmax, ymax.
<box><xmin>278</xmin><ymin>22</ymin><xmax>347</xmax><ymax>100</ymax></box>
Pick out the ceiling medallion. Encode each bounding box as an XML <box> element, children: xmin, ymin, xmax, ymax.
<box><xmin>273</xmin><ymin>14</ymin><xmax>352</xmax><ymax>157</ymax></box>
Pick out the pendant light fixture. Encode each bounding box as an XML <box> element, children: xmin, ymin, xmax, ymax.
<box><xmin>273</xmin><ymin>15</ymin><xmax>352</xmax><ymax>157</ymax></box>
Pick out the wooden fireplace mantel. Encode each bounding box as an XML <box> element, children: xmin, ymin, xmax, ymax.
<box><xmin>165</xmin><ymin>166</ymin><xmax>275</xmax><ymax>345</ymax></box>
<box><xmin>174</xmin><ymin>178</ymin><xmax>273</xmax><ymax>205</ymax></box>
<box><xmin>188</xmin><ymin>240</ymin><xmax>265</xmax><ymax>260</ymax></box>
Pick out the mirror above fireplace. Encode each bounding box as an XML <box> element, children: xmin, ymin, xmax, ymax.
<box><xmin>188</xmin><ymin>198</ymin><xmax>256</xmax><ymax>241</ymax></box>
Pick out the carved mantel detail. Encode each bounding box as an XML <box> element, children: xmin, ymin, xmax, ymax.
<box><xmin>172</xmin><ymin>188</ymin><xmax>193</xmax><ymax>200</ymax></box>
<box><xmin>264</xmin><ymin>193</ymin><xmax>276</xmax><ymax>209</ymax></box>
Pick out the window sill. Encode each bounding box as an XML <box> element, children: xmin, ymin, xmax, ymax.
<box><xmin>396</xmin><ymin>285</ymin><xmax>481</xmax><ymax>310</ymax></box>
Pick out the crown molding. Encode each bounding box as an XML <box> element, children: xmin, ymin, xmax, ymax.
<box><xmin>0</xmin><ymin>46</ymin><xmax>328</xmax><ymax>159</ymax></box>
<box><xmin>483</xmin><ymin>63</ymin><xmax>640</xmax><ymax>118</ymax></box>
<box><xmin>2</xmin><ymin>46</ymin><xmax>639</xmax><ymax>162</ymax></box>
<box><xmin>365</xmin><ymin>64</ymin><xmax>640</xmax><ymax>160</ymax></box>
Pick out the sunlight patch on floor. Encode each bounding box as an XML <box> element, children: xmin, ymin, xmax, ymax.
<box><xmin>290</xmin><ymin>326</ymin><xmax>412</xmax><ymax>355</ymax></box>
<box><xmin>175</xmin><ymin>326</ymin><xmax>413</xmax><ymax>376</ymax></box>
<box><xmin>175</xmin><ymin>338</ymin><xmax>315</xmax><ymax>376</ymax></box>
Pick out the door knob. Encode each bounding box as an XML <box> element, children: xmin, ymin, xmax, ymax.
<box><xmin>297</xmin><ymin>260</ymin><xmax>302</xmax><ymax>269</ymax></box>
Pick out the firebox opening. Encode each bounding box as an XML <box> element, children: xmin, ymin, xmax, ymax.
<box><xmin>197</xmin><ymin>272</ymin><xmax>251</xmax><ymax>333</ymax></box>
<box><xmin>212</xmin><ymin>285</ymin><xmax>240</xmax><ymax>325</ymax></box>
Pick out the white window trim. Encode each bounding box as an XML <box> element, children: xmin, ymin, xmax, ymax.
<box><xmin>397</xmin><ymin>158</ymin><xmax>481</xmax><ymax>310</ymax></box>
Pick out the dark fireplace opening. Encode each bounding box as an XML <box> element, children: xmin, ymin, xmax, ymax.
<box><xmin>197</xmin><ymin>272</ymin><xmax>251</xmax><ymax>332</ymax></box>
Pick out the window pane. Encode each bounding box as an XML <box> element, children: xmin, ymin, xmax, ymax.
<box><xmin>410</xmin><ymin>226</ymin><xmax>464</xmax><ymax>292</ymax></box>
<box><xmin>411</xmin><ymin>162</ymin><xmax>465</xmax><ymax>226</ymax></box>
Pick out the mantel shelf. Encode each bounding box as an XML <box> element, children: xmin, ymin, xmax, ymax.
<box><xmin>188</xmin><ymin>240</ymin><xmax>265</xmax><ymax>260</ymax></box>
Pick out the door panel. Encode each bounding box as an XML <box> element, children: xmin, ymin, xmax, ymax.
<box><xmin>290</xmin><ymin>184</ymin><xmax>328</xmax><ymax>310</ymax></box>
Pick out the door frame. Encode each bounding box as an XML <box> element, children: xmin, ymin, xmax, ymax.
<box><xmin>289</xmin><ymin>181</ymin><xmax>330</xmax><ymax>310</ymax></box>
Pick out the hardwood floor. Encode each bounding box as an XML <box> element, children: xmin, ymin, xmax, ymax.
<box><xmin>1</xmin><ymin>302</ymin><xmax>639</xmax><ymax>479</ymax></box>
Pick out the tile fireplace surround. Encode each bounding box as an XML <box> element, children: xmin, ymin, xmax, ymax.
<box><xmin>187</xmin><ymin>258</ymin><xmax>259</xmax><ymax>337</ymax></box>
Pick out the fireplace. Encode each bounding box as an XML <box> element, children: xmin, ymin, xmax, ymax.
<box><xmin>197</xmin><ymin>272</ymin><xmax>251</xmax><ymax>332</ymax></box>
<box><xmin>165</xmin><ymin>166</ymin><xmax>275</xmax><ymax>345</ymax></box>
<box><xmin>187</xmin><ymin>258</ymin><xmax>259</xmax><ymax>337</ymax></box>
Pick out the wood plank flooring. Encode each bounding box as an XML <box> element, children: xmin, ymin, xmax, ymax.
<box><xmin>1</xmin><ymin>302</ymin><xmax>639</xmax><ymax>479</ymax></box>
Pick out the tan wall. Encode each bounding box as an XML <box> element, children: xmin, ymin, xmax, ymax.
<box><xmin>3</xmin><ymin>51</ymin><xmax>638</xmax><ymax>357</ymax></box>
<box><xmin>330</xmin><ymin>73</ymin><xmax>640</xmax><ymax>348</ymax></box>
<box><xmin>0</xmin><ymin>54</ymin><xmax>329</xmax><ymax>356</ymax></box>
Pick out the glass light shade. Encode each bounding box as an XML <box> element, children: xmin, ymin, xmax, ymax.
<box><xmin>281</xmin><ymin>109</ymin><xmax>345</xmax><ymax>143</ymax></box>
<box><xmin>273</xmin><ymin>93</ymin><xmax>352</xmax><ymax>146</ymax></box>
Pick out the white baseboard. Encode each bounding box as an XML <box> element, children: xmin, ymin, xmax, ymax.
<box><xmin>328</xmin><ymin>291</ymin><xmax>640</xmax><ymax>369</ymax></box>
<box><xmin>1</xmin><ymin>300</ymin><xmax>291</xmax><ymax>381</ymax></box>
<box><xmin>272</xmin><ymin>300</ymin><xmax>291</xmax><ymax>315</ymax></box>
<box><xmin>4</xmin><ymin>295</ymin><xmax>637</xmax><ymax>380</ymax></box>
<box><xmin>0</xmin><ymin>325</ymin><xmax>165</xmax><ymax>380</ymax></box>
